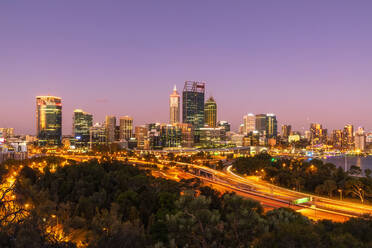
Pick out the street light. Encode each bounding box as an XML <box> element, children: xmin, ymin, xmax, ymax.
<box><xmin>338</xmin><ymin>189</ymin><xmax>343</xmax><ymax>201</ymax></box>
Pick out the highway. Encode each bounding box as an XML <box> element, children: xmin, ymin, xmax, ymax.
<box><xmin>58</xmin><ymin>154</ymin><xmax>371</xmax><ymax>222</ymax></box>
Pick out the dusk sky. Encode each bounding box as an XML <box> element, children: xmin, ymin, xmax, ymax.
<box><xmin>1</xmin><ymin>1</ymin><xmax>372</xmax><ymax>135</ymax></box>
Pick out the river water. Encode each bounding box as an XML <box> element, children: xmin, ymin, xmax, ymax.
<box><xmin>321</xmin><ymin>156</ymin><xmax>372</xmax><ymax>172</ymax></box>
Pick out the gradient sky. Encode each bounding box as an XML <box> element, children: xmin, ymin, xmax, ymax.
<box><xmin>1</xmin><ymin>1</ymin><xmax>372</xmax><ymax>135</ymax></box>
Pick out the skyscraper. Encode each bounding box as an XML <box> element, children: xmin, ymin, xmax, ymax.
<box><xmin>204</xmin><ymin>96</ymin><xmax>217</xmax><ymax>127</ymax></box>
<box><xmin>310</xmin><ymin>123</ymin><xmax>326</xmax><ymax>145</ymax></box>
<box><xmin>266</xmin><ymin>114</ymin><xmax>278</xmax><ymax>138</ymax></box>
<box><xmin>89</xmin><ymin>123</ymin><xmax>107</xmax><ymax>148</ymax></box>
<box><xmin>36</xmin><ymin>96</ymin><xmax>62</xmax><ymax>146</ymax></box>
<box><xmin>169</xmin><ymin>85</ymin><xmax>180</xmax><ymax>124</ymax></box>
<box><xmin>332</xmin><ymin>129</ymin><xmax>343</xmax><ymax>148</ymax></box>
<box><xmin>73</xmin><ymin>109</ymin><xmax>93</xmax><ymax>146</ymax></box>
<box><xmin>243</xmin><ymin>113</ymin><xmax>255</xmax><ymax>134</ymax></box>
<box><xmin>119</xmin><ymin>116</ymin><xmax>133</xmax><ymax>140</ymax></box>
<box><xmin>255</xmin><ymin>114</ymin><xmax>267</xmax><ymax>135</ymax></box>
<box><xmin>355</xmin><ymin>127</ymin><xmax>365</xmax><ymax>152</ymax></box>
<box><xmin>281</xmin><ymin>125</ymin><xmax>292</xmax><ymax>138</ymax></box>
<box><xmin>105</xmin><ymin>116</ymin><xmax>116</xmax><ymax>143</ymax></box>
<box><xmin>182</xmin><ymin>81</ymin><xmax>205</xmax><ymax>128</ymax></box>
<box><xmin>343</xmin><ymin>124</ymin><xmax>354</xmax><ymax>149</ymax></box>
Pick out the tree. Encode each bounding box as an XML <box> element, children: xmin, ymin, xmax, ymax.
<box><xmin>345</xmin><ymin>179</ymin><xmax>365</xmax><ymax>203</ymax></box>
<box><xmin>323</xmin><ymin>180</ymin><xmax>337</xmax><ymax>197</ymax></box>
<box><xmin>166</xmin><ymin>191</ymin><xmax>223</xmax><ymax>248</ymax></box>
<box><xmin>348</xmin><ymin>165</ymin><xmax>362</xmax><ymax>176</ymax></box>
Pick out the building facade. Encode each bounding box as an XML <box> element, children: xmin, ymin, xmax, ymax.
<box><xmin>36</xmin><ymin>96</ymin><xmax>62</xmax><ymax>146</ymax></box>
<box><xmin>218</xmin><ymin>121</ymin><xmax>231</xmax><ymax>132</ymax></box>
<box><xmin>255</xmin><ymin>114</ymin><xmax>267</xmax><ymax>135</ymax></box>
<box><xmin>73</xmin><ymin>109</ymin><xmax>93</xmax><ymax>146</ymax></box>
<box><xmin>105</xmin><ymin>116</ymin><xmax>116</xmax><ymax>143</ymax></box>
<box><xmin>119</xmin><ymin>116</ymin><xmax>133</xmax><ymax>141</ymax></box>
<box><xmin>204</xmin><ymin>96</ymin><xmax>217</xmax><ymax>127</ymax></box>
<box><xmin>243</xmin><ymin>113</ymin><xmax>255</xmax><ymax>134</ymax></box>
<box><xmin>169</xmin><ymin>85</ymin><xmax>181</xmax><ymax>124</ymax></box>
<box><xmin>89</xmin><ymin>123</ymin><xmax>107</xmax><ymax>148</ymax></box>
<box><xmin>266</xmin><ymin>114</ymin><xmax>278</xmax><ymax>138</ymax></box>
<box><xmin>182</xmin><ymin>81</ymin><xmax>205</xmax><ymax>128</ymax></box>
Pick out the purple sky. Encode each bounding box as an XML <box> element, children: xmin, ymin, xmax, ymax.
<box><xmin>1</xmin><ymin>1</ymin><xmax>372</xmax><ymax>135</ymax></box>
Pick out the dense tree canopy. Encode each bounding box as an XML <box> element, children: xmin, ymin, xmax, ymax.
<box><xmin>233</xmin><ymin>154</ymin><xmax>372</xmax><ymax>204</ymax></box>
<box><xmin>1</xmin><ymin>157</ymin><xmax>372</xmax><ymax>247</ymax></box>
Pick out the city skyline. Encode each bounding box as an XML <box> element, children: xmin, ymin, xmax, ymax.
<box><xmin>2</xmin><ymin>1</ymin><xmax>372</xmax><ymax>134</ymax></box>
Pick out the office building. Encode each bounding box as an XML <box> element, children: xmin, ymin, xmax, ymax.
<box><xmin>343</xmin><ymin>124</ymin><xmax>354</xmax><ymax>149</ymax></box>
<box><xmin>36</xmin><ymin>96</ymin><xmax>62</xmax><ymax>146</ymax></box>
<box><xmin>198</xmin><ymin>127</ymin><xmax>226</xmax><ymax>147</ymax></box>
<box><xmin>135</xmin><ymin>125</ymin><xmax>149</xmax><ymax>150</ymax></box>
<box><xmin>266</xmin><ymin>114</ymin><xmax>277</xmax><ymax>138</ymax></box>
<box><xmin>72</xmin><ymin>109</ymin><xmax>93</xmax><ymax>146</ymax></box>
<box><xmin>255</xmin><ymin>114</ymin><xmax>267</xmax><ymax>135</ymax></box>
<box><xmin>105</xmin><ymin>116</ymin><xmax>116</xmax><ymax>143</ymax></box>
<box><xmin>169</xmin><ymin>85</ymin><xmax>181</xmax><ymax>124</ymax></box>
<box><xmin>174</xmin><ymin>123</ymin><xmax>194</xmax><ymax>147</ymax></box>
<box><xmin>0</xmin><ymin>128</ymin><xmax>14</xmax><ymax>139</ymax></box>
<box><xmin>332</xmin><ymin>130</ymin><xmax>343</xmax><ymax>148</ymax></box>
<box><xmin>310</xmin><ymin>123</ymin><xmax>326</xmax><ymax>145</ymax></box>
<box><xmin>218</xmin><ymin>121</ymin><xmax>231</xmax><ymax>132</ymax></box>
<box><xmin>243</xmin><ymin>131</ymin><xmax>260</xmax><ymax>146</ymax></box>
<box><xmin>182</xmin><ymin>81</ymin><xmax>205</xmax><ymax>128</ymax></box>
<box><xmin>160</xmin><ymin>124</ymin><xmax>182</xmax><ymax>148</ymax></box>
<box><xmin>281</xmin><ymin>125</ymin><xmax>292</xmax><ymax>138</ymax></box>
<box><xmin>89</xmin><ymin>123</ymin><xmax>107</xmax><ymax>148</ymax></box>
<box><xmin>204</xmin><ymin>96</ymin><xmax>217</xmax><ymax>127</ymax></box>
<box><xmin>243</xmin><ymin>113</ymin><xmax>255</xmax><ymax>134</ymax></box>
<box><xmin>355</xmin><ymin>127</ymin><xmax>366</xmax><ymax>152</ymax></box>
<box><xmin>119</xmin><ymin>116</ymin><xmax>133</xmax><ymax>141</ymax></box>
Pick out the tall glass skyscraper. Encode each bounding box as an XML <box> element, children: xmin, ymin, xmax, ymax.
<box><xmin>204</xmin><ymin>96</ymin><xmax>217</xmax><ymax>127</ymax></box>
<box><xmin>36</xmin><ymin>96</ymin><xmax>62</xmax><ymax>146</ymax></box>
<box><xmin>266</xmin><ymin>113</ymin><xmax>278</xmax><ymax>138</ymax></box>
<box><xmin>255</xmin><ymin>114</ymin><xmax>267</xmax><ymax>135</ymax></box>
<box><xmin>182</xmin><ymin>81</ymin><xmax>205</xmax><ymax>128</ymax></box>
<box><xmin>73</xmin><ymin>109</ymin><xmax>93</xmax><ymax>146</ymax></box>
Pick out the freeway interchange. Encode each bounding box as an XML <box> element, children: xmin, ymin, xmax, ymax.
<box><xmin>60</xmin><ymin>154</ymin><xmax>372</xmax><ymax>222</ymax></box>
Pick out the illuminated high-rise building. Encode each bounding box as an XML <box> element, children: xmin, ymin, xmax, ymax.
<box><xmin>355</xmin><ymin>127</ymin><xmax>365</xmax><ymax>152</ymax></box>
<box><xmin>89</xmin><ymin>123</ymin><xmax>107</xmax><ymax>148</ymax></box>
<box><xmin>182</xmin><ymin>81</ymin><xmax>205</xmax><ymax>128</ymax></box>
<box><xmin>243</xmin><ymin>113</ymin><xmax>255</xmax><ymax>134</ymax></box>
<box><xmin>310</xmin><ymin>123</ymin><xmax>327</xmax><ymax>145</ymax></box>
<box><xmin>105</xmin><ymin>116</ymin><xmax>116</xmax><ymax>143</ymax></box>
<box><xmin>174</xmin><ymin>123</ymin><xmax>194</xmax><ymax>147</ymax></box>
<box><xmin>119</xmin><ymin>116</ymin><xmax>133</xmax><ymax>141</ymax></box>
<box><xmin>135</xmin><ymin>125</ymin><xmax>149</xmax><ymax>150</ymax></box>
<box><xmin>73</xmin><ymin>109</ymin><xmax>93</xmax><ymax>146</ymax></box>
<box><xmin>0</xmin><ymin>128</ymin><xmax>14</xmax><ymax>139</ymax></box>
<box><xmin>36</xmin><ymin>96</ymin><xmax>62</xmax><ymax>146</ymax></box>
<box><xmin>218</xmin><ymin>121</ymin><xmax>231</xmax><ymax>132</ymax></box>
<box><xmin>343</xmin><ymin>124</ymin><xmax>354</xmax><ymax>149</ymax></box>
<box><xmin>281</xmin><ymin>125</ymin><xmax>292</xmax><ymax>138</ymax></box>
<box><xmin>204</xmin><ymin>96</ymin><xmax>217</xmax><ymax>127</ymax></box>
<box><xmin>266</xmin><ymin>114</ymin><xmax>278</xmax><ymax>138</ymax></box>
<box><xmin>169</xmin><ymin>85</ymin><xmax>180</xmax><ymax>124</ymax></box>
<box><xmin>332</xmin><ymin>129</ymin><xmax>343</xmax><ymax>148</ymax></box>
<box><xmin>255</xmin><ymin>114</ymin><xmax>267</xmax><ymax>135</ymax></box>
<box><xmin>255</xmin><ymin>113</ymin><xmax>277</xmax><ymax>138</ymax></box>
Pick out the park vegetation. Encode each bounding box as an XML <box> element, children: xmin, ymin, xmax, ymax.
<box><xmin>233</xmin><ymin>153</ymin><xmax>372</xmax><ymax>204</ymax></box>
<box><xmin>1</xmin><ymin>157</ymin><xmax>372</xmax><ymax>247</ymax></box>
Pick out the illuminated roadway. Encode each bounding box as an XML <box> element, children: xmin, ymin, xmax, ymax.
<box><xmin>59</xmin><ymin>154</ymin><xmax>372</xmax><ymax>222</ymax></box>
